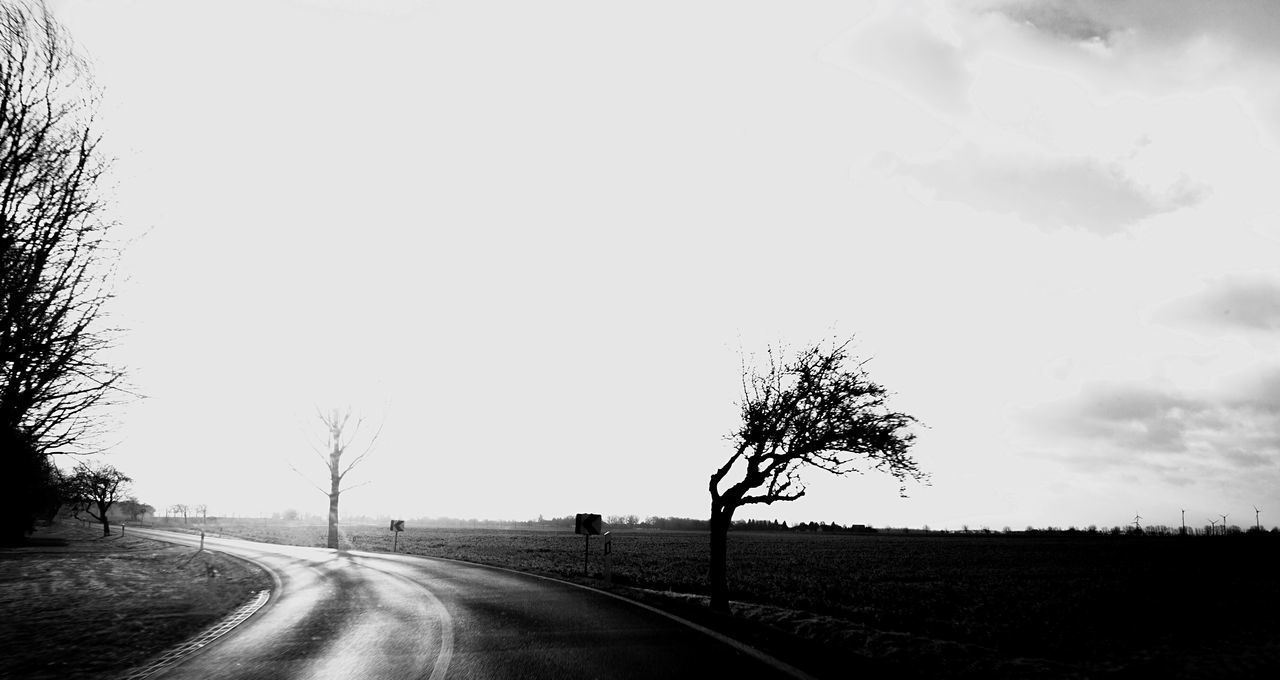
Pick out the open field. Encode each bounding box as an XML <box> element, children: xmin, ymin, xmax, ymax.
<box><xmin>0</xmin><ymin>521</ymin><xmax>271</xmax><ymax>680</ymax></box>
<box><xmin>194</xmin><ymin>520</ymin><xmax>1280</xmax><ymax>678</ymax></box>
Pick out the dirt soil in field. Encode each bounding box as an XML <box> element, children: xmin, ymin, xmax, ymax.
<box><xmin>0</xmin><ymin>521</ymin><xmax>271</xmax><ymax>680</ymax></box>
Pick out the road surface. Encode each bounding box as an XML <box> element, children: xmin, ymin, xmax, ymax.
<box><xmin>128</xmin><ymin>528</ymin><xmax>805</xmax><ymax>680</ymax></box>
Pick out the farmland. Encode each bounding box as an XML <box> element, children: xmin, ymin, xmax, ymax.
<box><xmin>191</xmin><ymin>521</ymin><xmax>1280</xmax><ymax>677</ymax></box>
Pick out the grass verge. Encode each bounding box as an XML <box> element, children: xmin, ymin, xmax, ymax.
<box><xmin>0</xmin><ymin>521</ymin><xmax>271</xmax><ymax>680</ymax></box>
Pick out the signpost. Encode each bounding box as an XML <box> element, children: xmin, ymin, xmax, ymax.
<box><xmin>575</xmin><ymin>513</ymin><xmax>602</xmax><ymax>576</ymax></box>
<box><xmin>389</xmin><ymin>519</ymin><xmax>404</xmax><ymax>552</ymax></box>
<box><xmin>602</xmin><ymin>531</ymin><xmax>612</xmax><ymax>585</ymax></box>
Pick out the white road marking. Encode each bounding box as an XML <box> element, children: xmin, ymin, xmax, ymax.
<box><xmin>348</xmin><ymin>554</ymin><xmax>455</xmax><ymax>680</ymax></box>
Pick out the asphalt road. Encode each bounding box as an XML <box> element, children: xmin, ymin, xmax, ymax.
<box><xmin>128</xmin><ymin>528</ymin><xmax>804</xmax><ymax>680</ymax></box>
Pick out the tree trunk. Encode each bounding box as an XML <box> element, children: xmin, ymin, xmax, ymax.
<box><xmin>327</xmin><ymin>442</ymin><xmax>341</xmax><ymax>548</ymax></box>
<box><xmin>327</xmin><ymin>489</ymin><xmax>340</xmax><ymax>549</ymax></box>
<box><xmin>709</xmin><ymin>504</ymin><xmax>734</xmax><ymax>612</ymax></box>
<box><xmin>96</xmin><ymin>502</ymin><xmax>111</xmax><ymax>536</ymax></box>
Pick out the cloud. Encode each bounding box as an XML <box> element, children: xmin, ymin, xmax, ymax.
<box><xmin>1157</xmin><ymin>276</ymin><xmax>1280</xmax><ymax>332</ymax></box>
<box><xmin>1032</xmin><ymin>381</ymin><xmax>1206</xmax><ymax>452</ymax></box>
<box><xmin>819</xmin><ymin>2</ymin><xmax>974</xmax><ymax>119</ymax></box>
<box><xmin>970</xmin><ymin>0</ymin><xmax>1280</xmax><ymax>145</ymax></box>
<box><xmin>889</xmin><ymin>144</ymin><xmax>1208</xmax><ymax>232</ymax></box>
<box><xmin>1024</xmin><ymin>374</ymin><xmax>1280</xmax><ymax>484</ymax></box>
<box><xmin>980</xmin><ymin>1</ymin><xmax>1114</xmax><ymax>43</ymax></box>
<box><xmin>823</xmin><ymin>1</ymin><xmax>1231</xmax><ymax>233</ymax></box>
<box><xmin>979</xmin><ymin>0</ymin><xmax>1280</xmax><ymax>58</ymax></box>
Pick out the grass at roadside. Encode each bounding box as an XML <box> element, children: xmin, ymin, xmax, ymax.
<box><xmin>0</xmin><ymin>521</ymin><xmax>271</xmax><ymax>680</ymax></box>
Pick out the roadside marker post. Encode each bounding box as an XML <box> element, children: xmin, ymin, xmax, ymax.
<box><xmin>603</xmin><ymin>531</ymin><xmax>612</xmax><ymax>585</ymax></box>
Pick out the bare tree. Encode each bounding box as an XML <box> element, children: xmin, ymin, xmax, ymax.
<box><xmin>293</xmin><ymin>407</ymin><xmax>381</xmax><ymax>549</ymax></box>
<box><xmin>0</xmin><ymin>1</ymin><xmax>127</xmax><ymax>543</ymax></box>
<box><xmin>170</xmin><ymin>503</ymin><xmax>188</xmax><ymax>524</ymax></box>
<box><xmin>194</xmin><ymin>503</ymin><xmax>207</xmax><ymax>524</ymax></box>
<box><xmin>709</xmin><ymin>338</ymin><xmax>923</xmax><ymax>611</ymax></box>
<box><xmin>65</xmin><ymin>461</ymin><xmax>130</xmax><ymax>536</ymax></box>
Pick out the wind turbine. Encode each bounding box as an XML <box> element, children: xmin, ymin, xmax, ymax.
<box><xmin>1181</xmin><ymin>509</ymin><xmax>1186</xmax><ymax>535</ymax></box>
<box><xmin>1221</xmin><ymin>514</ymin><xmax>1229</xmax><ymax>535</ymax></box>
<box><xmin>1208</xmin><ymin>517</ymin><xmax>1219</xmax><ymax>536</ymax></box>
<box><xmin>1254</xmin><ymin>506</ymin><xmax>1262</xmax><ymax>531</ymax></box>
<box><xmin>1133</xmin><ymin>513</ymin><xmax>1142</xmax><ymax>532</ymax></box>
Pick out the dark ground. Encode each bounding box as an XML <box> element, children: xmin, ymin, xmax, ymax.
<box><xmin>0</xmin><ymin>521</ymin><xmax>270</xmax><ymax>680</ymax></box>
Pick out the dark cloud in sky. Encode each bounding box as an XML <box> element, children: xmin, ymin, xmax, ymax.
<box><xmin>1027</xmin><ymin>375</ymin><xmax>1280</xmax><ymax>486</ymax></box>
<box><xmin>982</xmin><ymin>0</ymin><xmax>1280</xmax><ymax>56</ymax></box>
<box><xmin>893</xmin><ymin>145</ymin><xmax>1208</xmax><ymax>233</ymax></box>
<box><xmin>987</xmin><ymin>1</ymin><xmax>1115</xmax><ymax>43</ymax></box>
<box><xmin>1036</xmin><ymin>382</ymin><xmax>1208</xmax><ymax>453</ymax></box>
<box><xmin>1157</xmin><ymin>277</ymin><xmax>1280</xmax><ymax>332</ymax></box>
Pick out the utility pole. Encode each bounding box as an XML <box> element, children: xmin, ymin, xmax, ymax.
<box><xmin>1181</xmin><ymin>509</ymin><xmax>1186</xmax><ymax>536</ymax></box>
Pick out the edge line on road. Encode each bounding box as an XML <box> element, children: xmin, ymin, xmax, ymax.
<box><xmin>354</xmin><ymin>549</ymin><xmax>821</xmax><ymax>680</ymax></box>
<box><xmin>346</xmin><ymin>554</ymin><xmax>455</xmax><ymax>680</ymax></box>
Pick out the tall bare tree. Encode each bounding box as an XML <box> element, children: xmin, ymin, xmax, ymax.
<box><xmin>1</xmin><ymin>1</ymin><xmax>125</xmax><ymax>542</ymax></box>
<box><xmin>709</xmin><ymin>338</ymin><xmax>924</xmax><ymax>611</ymax></box>
<box><xmin>65</xmin><ymin>460</ymin><xmax>129</xmax><ymax>536</ymax></box>
<box><xmin>294</xmin><ymin>407</ymin><xmax>380</xmax><ymax>549</ymax></box>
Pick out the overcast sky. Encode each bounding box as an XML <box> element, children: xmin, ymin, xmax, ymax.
<box><xmin>46</xmin><ymin>0</ymin><xmax>1280</xmax><ymax>530</ymax></box>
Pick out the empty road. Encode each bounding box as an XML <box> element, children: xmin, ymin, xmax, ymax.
<box><xmin>128</xmin><ymin>528</ymin><xmax>804</xmax><ymax>680</ymax></box>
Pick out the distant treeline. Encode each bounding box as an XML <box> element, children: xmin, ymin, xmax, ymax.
<box><xmin>389</xmin><ymin>514</ymin><xmax>880</xmax><ymax>533</ymax></box>
<box><xmin>261</xmin><ymin>512</ymin><xmax>1278</xmax><ymax>536</ymax></box>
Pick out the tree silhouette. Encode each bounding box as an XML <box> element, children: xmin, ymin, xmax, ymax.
<box><xmin>0</xmin><ymin>1</ymin><xmax>127</xmax><ymax>542</ymax></box>
<box><xmin>65</xmin><ymin>461</ymin><xmax>130</xmax><ymax>536</ymax></box>
<box><xmin>709</xmin><ymin>337</ymin><xmax>923</xmax><ymax>611</ymax></box>
<box><xmin>293</xmin><ymin>407</ymin><xmax>381</xmax><ymax>549</ymax></box>
<box><xmin>115</xmin><ymin>497</ymin><xmax>152</xmax><ymax>522</ymax></box>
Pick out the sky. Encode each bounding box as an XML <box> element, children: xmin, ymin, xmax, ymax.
<box><xmin>40</xmin><ymin>0</ymin><xmax>1280</xmax><ymax>530</ymax></box>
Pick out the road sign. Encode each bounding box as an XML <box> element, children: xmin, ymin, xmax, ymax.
<box><xmin>575</xmin><ymin>513</ymin><xmax>603</xmax><ymax>577</ymax></box>
<box><xmin>575</xmin><ymin>513</ymin><xmax>602</xmax><ymax>535</ymax></box>
<box><xmin>390</xmin><ymin>519</ymin><xmax>404</xmax><ymax>551</ymax></box>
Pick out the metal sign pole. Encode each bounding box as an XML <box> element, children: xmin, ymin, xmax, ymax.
<box><xmin>603</xmin><ymin>531</ymin><xmax>612</xmax><ymax>585</ymax></box>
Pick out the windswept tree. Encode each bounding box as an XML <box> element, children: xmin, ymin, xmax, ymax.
<box><xmin>293</xmin><ymin>407</ymin><xmax>381</xmax><ymax>549</ymax></box>
<box><xmin>708</xmin><ymin>338</ymin><xmax>924</xmax><ymax>611</ymax></box>
<box><xmin>65</xmin><ymin>460</ymin><xmax>130</xmax><ymax>536</ymax></box>
<box><xmin>0</xmin><ymin>1</ymin><xmax>126</xmax><ymax>543</ymax></box>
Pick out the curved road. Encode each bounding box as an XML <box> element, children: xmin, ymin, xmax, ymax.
<box><xmin>129</xmin><ymin>528</ymin><xmax>804</xmax><ymax>680</ymax></box>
